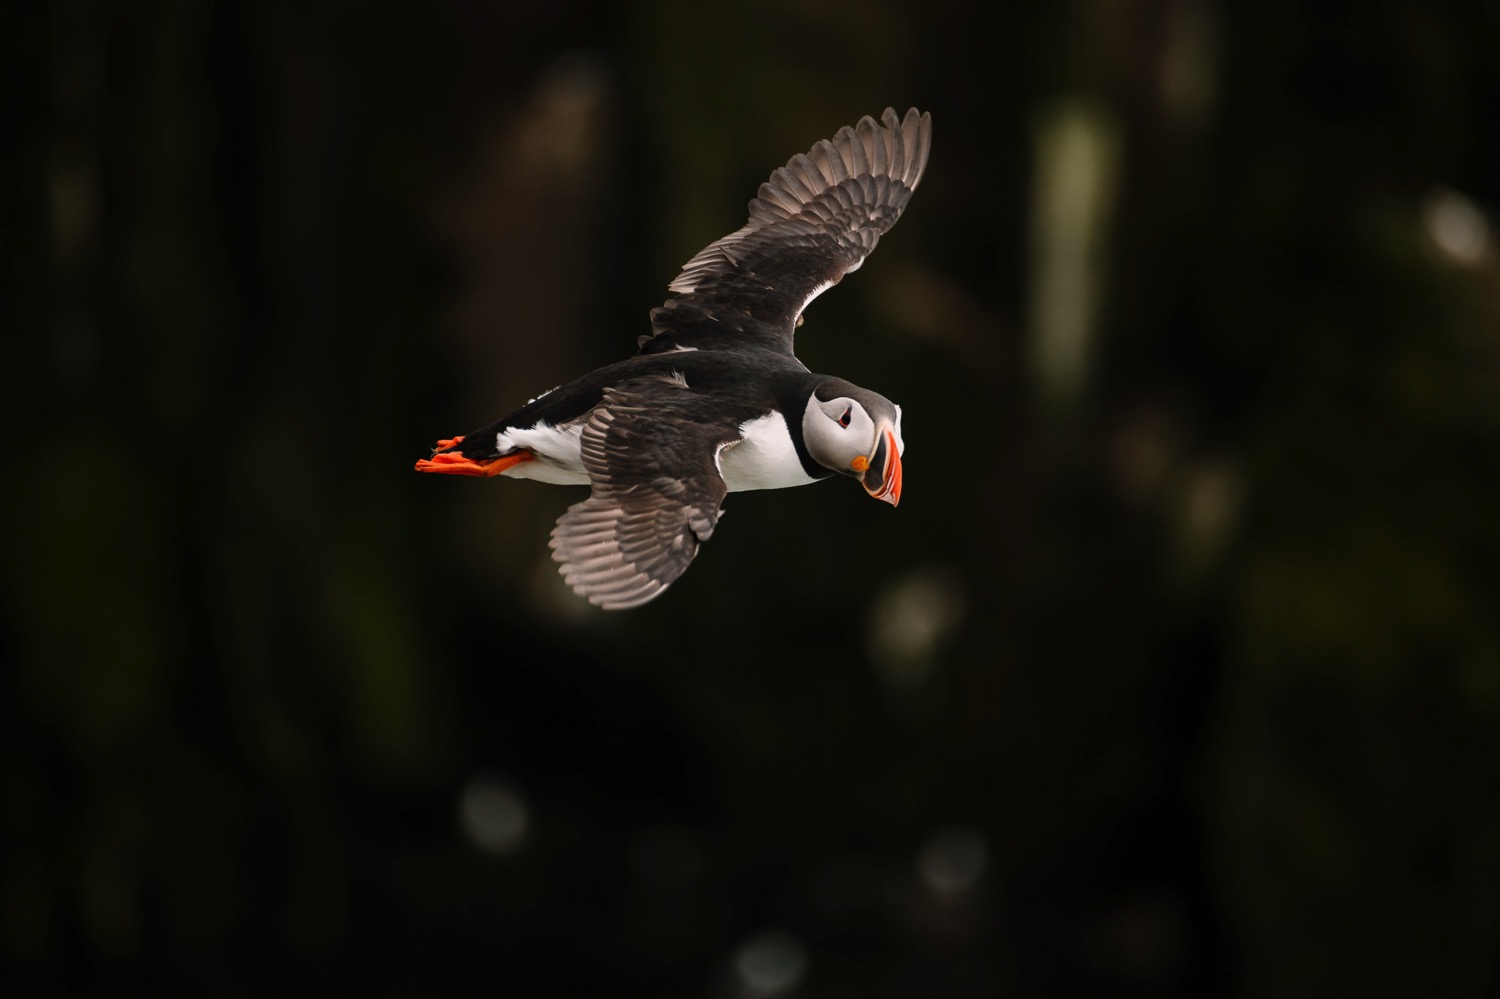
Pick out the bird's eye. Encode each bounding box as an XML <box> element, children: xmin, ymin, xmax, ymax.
<box><xmin>838</xmin><ymin>407</ymin><xmax>852</xmax><ymax>428</ymax></box>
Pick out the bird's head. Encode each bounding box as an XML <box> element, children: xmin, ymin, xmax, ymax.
<box><xmin>802</xmin><ymin>379</ymin><xmax>904</xmax><ymax>506</ymax></box>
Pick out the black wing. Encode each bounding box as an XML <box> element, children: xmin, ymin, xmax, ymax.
<box><xmin>549</xmin><ymin>375</ymin><xmax>741</xmax><ymax>610</ymax></box>
<box><xmin>642</xmin><ymin>107</ymin><xmax>932</xmax><ymax>357</ymax></box>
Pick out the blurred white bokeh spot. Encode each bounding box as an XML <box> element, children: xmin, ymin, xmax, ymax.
<box><xmin>918</xmin><ymin>824</ymin><xmax>990</xmax><ymax>896</ymax></box>
<box><xmin>458</xmin><ymin>774</ymin><xmax>530</xmax><ymax>855</ymax></box>
<box><xmin>867</xmin><ymin>566</ymin><xmax>967</xmax><ymax>687</ymax></box>
<box><xmin>1422</xmin><ymin>186</ymin><xmax>1490</xmax><ymax>266</ymax></box>
<box><xmin>733</xmin><ymin>928</ymin><xmax>808</xmax><ymax>997</ymax></box>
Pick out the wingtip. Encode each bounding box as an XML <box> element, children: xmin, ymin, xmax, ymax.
<box><xmin>548</xmin><ymin>512</ymin><xmax>672</xmax><ymax>611</ymax></box>
<box><xmin>888</xmin><ymin>107</ymin><xmax>932</xmax><ymax>190</ymax></box>
<box><xmin>652</xmin><ymin>105</ymin><xmax>932</xmax><ymax>344</ymax></box>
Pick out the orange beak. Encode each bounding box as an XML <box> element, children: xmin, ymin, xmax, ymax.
<box><xmin>861</xmin><ymin>426</ymin><xmax>902</xmax><ymax>507</ymax></box>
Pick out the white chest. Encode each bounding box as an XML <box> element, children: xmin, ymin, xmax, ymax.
<box><xmin>719</xmin><ymin>411</ymin><xmax>819</xmax><ymax>493</ymax></box>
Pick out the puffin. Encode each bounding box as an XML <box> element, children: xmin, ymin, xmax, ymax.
<box><xmin>417</xmin><ymin>106</ymin><xmax>931</xmax><ymax>609</ymax></box>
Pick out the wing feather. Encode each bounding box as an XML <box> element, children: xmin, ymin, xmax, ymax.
<box><xmin>548</xmin><ymin>378</ymin><xmax>739</xmax><ymax>610</ymax></box>
<box><xmin>645</xmin><ymin>107</ymin><xmax>931</xmax><ymax>356</ymax></box>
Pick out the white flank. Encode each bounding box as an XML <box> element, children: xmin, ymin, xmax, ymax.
<box><xmin>495</xmin><ymin>422</ymin><xmax>589</xmax><ymax>485</ymax></box>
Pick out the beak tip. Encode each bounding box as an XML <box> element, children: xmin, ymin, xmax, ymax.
<box><xmin>863</xmin><ymin>426</ymin><xmax>903</xmax><ymax>506</ymax></box>
<box><xmin>877</xmin><ymin>476</ymin><xmax>901</xmax><ymax>507</ymax></box>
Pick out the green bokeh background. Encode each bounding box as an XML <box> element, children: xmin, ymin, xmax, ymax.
<box><xmin>5</xmin><ymin>1</ymin><xmax>1499</xmax><ymax>995</ymax></box>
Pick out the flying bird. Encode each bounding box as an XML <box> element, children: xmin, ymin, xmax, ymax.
<box><xmin>417</xmin><ymin>107</ymin><xmax>931</xmax><ymax>609</ymax></box>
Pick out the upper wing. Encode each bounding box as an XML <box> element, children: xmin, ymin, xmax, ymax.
<box><xmin>641</xmin><ymin>107</ymin><xmax>932</xmax><ymax>357</ymax></box>
<box><xmin>548</xmin><ymin>376</ymin><xmax>740</xmax><ymax>610</ymax></box>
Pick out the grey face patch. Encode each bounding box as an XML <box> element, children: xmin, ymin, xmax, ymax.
<box><xmin>801</xmin><ymin>378</ymin><xmax>906</xmax><ymax>480</ymax></box>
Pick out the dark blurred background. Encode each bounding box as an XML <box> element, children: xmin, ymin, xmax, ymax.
<box><xmin>5</xmin><ymin>1</ymin><xmax>1500</xmax><ymax>995</ymax></box>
